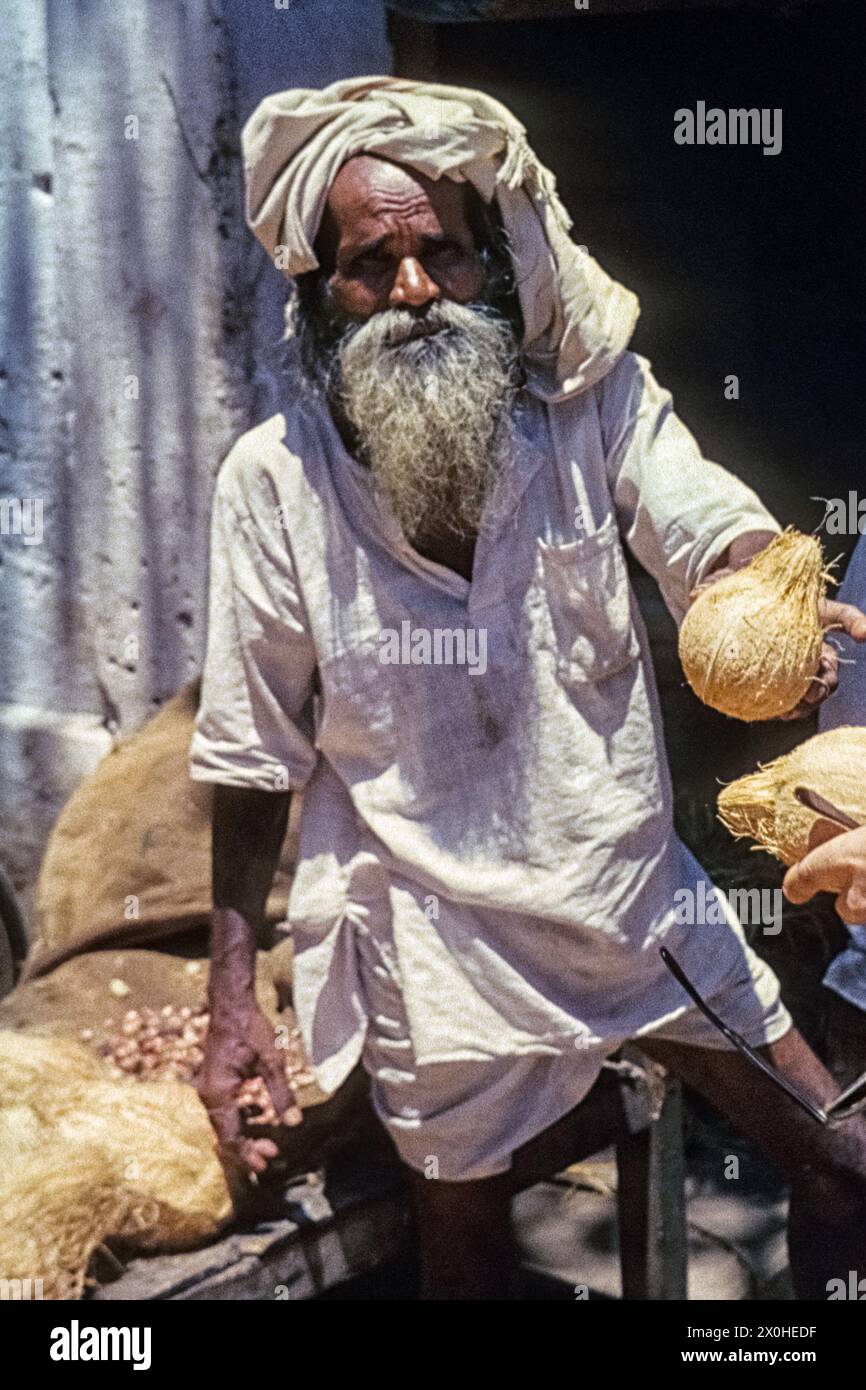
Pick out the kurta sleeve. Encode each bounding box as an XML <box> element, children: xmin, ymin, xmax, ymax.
<box><xmin>189</xmin><ymin>445</ymin><xmax>318</xmax><ymax>793</ymax></box>
<box><xmin>600</xmin><ymin>351</ymin><xmax>782</xmax><ymax>625</ymax></box>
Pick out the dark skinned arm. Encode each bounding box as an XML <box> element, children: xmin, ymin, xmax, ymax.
<box><xmin>696</xmin><ymin>528</ymin><xmax>866</xmax><ymax>720</ymax></box>
<box><xmin>197</xmin><ymin>783</ymin><xmax>301</xmax><ymax>1176</ymax></box>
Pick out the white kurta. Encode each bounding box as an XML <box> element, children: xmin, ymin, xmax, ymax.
<box><xmin>190</xmin><ymin>349</ymin><xmax>791</xmax><ymax>1168</ymax></box>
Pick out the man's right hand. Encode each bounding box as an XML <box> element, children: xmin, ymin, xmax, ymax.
<box><xmin>204</xmin><ymin>781</ymin><xmax>298</xmax><ymax>1178</ymax></box>
<box><xmin>198</xmin><ymin>996</ymin><xmax>302</xmax><ymax>1177</ymax></box>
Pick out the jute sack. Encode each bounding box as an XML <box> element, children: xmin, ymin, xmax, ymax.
<box><xmin>1</xmin><ymin>946</ymin><xmax>283</xmax><ymax>1044</ymax></box>
<box><xmin>0</xmin><ymin>939</ymin><xmax>333</xmax><ymax>1098</ymax></box>
<box><xmin>24</xmin><ymin>679</ymin><xmax>299</xmax><ymax>980</ymax></box>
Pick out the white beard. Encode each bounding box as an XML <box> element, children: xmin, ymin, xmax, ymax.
<box><xmin>335</xmin><ymin>299</ymin><xmax>521</xmax><ymax>541</ymax></box>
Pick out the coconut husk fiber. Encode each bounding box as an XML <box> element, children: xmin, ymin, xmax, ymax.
<box><xmin>4</xmin><ymin>682</ymin><xmax>390</xmax><ymax>1298</ymax></box>
<box><xmin>23</xmin><ymin>679</ymin><xmax>301</xmax><ymax>981</ymax></box>
<box><xmin>0</xmin><ymin>1030</ymin><xmax>236</xmax><ymax>1300</ymax></box>
<box><xmin>678</xmin><ymin>528</ymin><xmax>830</xmax><ymax>723</ymax></box>
<box><xmin>718</xmin><ymin>725</ymin><xmax>866</xmax><ymax>866</ymax></box>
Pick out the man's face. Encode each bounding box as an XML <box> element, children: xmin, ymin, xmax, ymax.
<box><xmin>318</xmin><ymin>155</ymin><xmax>486</xmax><ymax>324</ymax></box>
<box><xmin>292</xmin><ymin>154</ymin><xmax>522</xmax><ymax>544</ymax></box>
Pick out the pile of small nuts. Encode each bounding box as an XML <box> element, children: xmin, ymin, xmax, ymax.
<box><xmin>79</xmin><ymin>1003</ymin><xmax>315</xmax><ymax>1124</ymax></box>
<box><xmin>81</xmin><ymin>1005</ymin><xmax>209</xmax><ymax>1084</ymax></box>
<box><xmin>235</xmin><ymin>1075</ymin><xmax>282</xmax><ymax>1127</ymax></box>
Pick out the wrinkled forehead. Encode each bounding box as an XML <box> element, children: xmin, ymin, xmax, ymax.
<box><xmin>316</xmin><ymin>152</ymin><xmax>487</xmax><ymax>267</ymax></box>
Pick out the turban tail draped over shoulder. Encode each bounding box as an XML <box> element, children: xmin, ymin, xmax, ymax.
<box><xmin>241</xmin><ymin>76</ymin><xmax>640</xmax><ymax>402</ymax></box>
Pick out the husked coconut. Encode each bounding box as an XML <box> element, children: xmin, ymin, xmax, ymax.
<box><xmin>679</xmin><ymin>529</ymin><xmax>831</xmax><ymax>721</ymax></box>
<box><xmin>718</xmin><ymin>726</ymin><xmax>866</xmax><ymax>865</ymax></box>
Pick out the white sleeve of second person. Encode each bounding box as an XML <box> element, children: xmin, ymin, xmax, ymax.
<box><xmin>600</xmin><ymin>351</ymin><xmax>782</xmax><ymax>626</ymax></box>
<box><xmin>189</xmin><ymin>450</ymin><xmax>318</xmax><ymax>793</ymax></box>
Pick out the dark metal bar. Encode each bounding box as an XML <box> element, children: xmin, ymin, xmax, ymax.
<box><xmin>794</xmin><ymin>786</ymin><xmax>863</xmax><ymax>830</ymax></box>
<box><xmin>660</xmin><ymin>947</ymin><xmax>828</xmax><ymax>1124</ymax></box>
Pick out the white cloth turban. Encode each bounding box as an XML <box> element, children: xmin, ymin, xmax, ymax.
<box><xmin>242</xmin><ymin>75</ymin><xmax>640</xmax><ymax>402</ymax></box>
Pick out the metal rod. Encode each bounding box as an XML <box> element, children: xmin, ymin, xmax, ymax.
<box><xmin>793</xmin><ymin>786</ymin><xmax>863</xmax><ymax>831</ymax></box>
<box><xmin>659</xmin><ymin>948</ymin><xmax>828</xmax><ymax>1124</ymax></box>
<box><xmin>825</xmin><ymin>1069</ymin><xmax>866</xmax><ymax>1120</ymax></box>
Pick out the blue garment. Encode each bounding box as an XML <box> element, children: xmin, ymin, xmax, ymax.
<box><xmin>819</xmin><ymin>533</ymin><xmax>866</xmax><ymax>1011</ymax></box>
<box><xmin>824</xmin><ymin>928</ymin><xmax>866</xmax><ymax>1011</ymax></box>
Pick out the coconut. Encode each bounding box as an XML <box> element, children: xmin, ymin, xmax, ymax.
<box><xmin>718</xmin><ymin>726</ymin><xmax>866</xmax><ymax>865</ymax></box>
<box><xmin>678</xmin><ymin>528</ymin><xmax>830</xmax><ymax>722</ymax></box>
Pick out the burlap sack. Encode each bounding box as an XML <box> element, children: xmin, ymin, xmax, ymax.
<box><xmin>24</xmin><ymin>680</ymin><xmax>300</xmax><ymax>980</ymax></box>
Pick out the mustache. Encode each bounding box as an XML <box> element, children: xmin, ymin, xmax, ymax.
<box><xmin>382</xmin><ymin>306</ymin><xmax>454</xmax><ymax>345</ymax></box>
<box><xmin>290</xmin><ymin>275</ymin><xmax>521</xmax><ymax>394</ymax></box>
<box><xmin>338</xmin><ymin>299</ymin><xmax>509</xmax><ymax>359</ymax></box>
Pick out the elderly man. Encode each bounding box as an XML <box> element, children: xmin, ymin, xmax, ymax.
<box><xmin>190</xmin><ymin>78</ymin><xmax>866</xmax><ymax>1299</ymax></box>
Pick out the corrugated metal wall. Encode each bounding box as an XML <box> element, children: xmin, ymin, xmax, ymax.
<box><xmin>0</xmin><ymin>0</ymin><xmax>391</xmax><ymax>902</ymax></box>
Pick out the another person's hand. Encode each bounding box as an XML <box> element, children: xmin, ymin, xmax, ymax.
<box><xmin>783</xmin><ymin>822</ymin><xmax>866</xmax><ymax>923</ymax></box>
<box><xmin>198</xmin><ymin>999</ymin><xmax>302</xmax><ymax>1178</ymax></box>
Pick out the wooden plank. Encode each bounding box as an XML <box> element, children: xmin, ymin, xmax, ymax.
<box><xmin>615</xmin><ymin>1077</ymin><xmax>688</xmax><ymax>1300</ymax></box>
<box><xmin>92</xmin><ymin>1052</ymin><xmax>683</xmax><ymax>1300</ymax></box>
<box><xmin>93</xmin><ymin>1166</ymin><xmax>409</xmax><ymax>1302</ymax></box>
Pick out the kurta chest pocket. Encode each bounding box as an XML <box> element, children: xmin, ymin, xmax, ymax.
<box><xmin>536</xmin><ymin>517</ymin><xmax>641</xmax><ymax>685</ymax></box>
